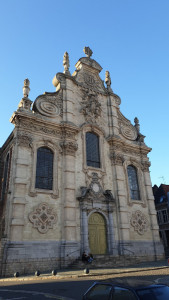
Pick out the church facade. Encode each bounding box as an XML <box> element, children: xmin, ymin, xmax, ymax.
<box><xmin>0</xmin><ymin>47</ymin><xmax>164</xmax><ymax>276</ymax></box>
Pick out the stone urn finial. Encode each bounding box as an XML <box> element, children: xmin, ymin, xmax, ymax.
<box><xmin>23</xmin><ymin>78</ymin><xmax>30</xmax><ymax>98</ymax></box>
<box><xmin>105</xmin><ymin>71</ymin><xmax>113</xmax><ymax>92</ymax></box>
<box><xmin>83</xmin><ymin>46</ymin><xmax>93</xmax><ymax>58</ymax></box>
<box><xmin>18</xmin><ymin>78</ymin><xmax>32</xmax><ymax>111</ymax></box>
<box><xmin>63</xmin><ymin>51</ymin><xmax>70</xmax><ymax>75</ymax></box>
<box><xmin>134</xmin><ymin>117</ymin><xmax>140</xmax><ymax>133</ymax></box>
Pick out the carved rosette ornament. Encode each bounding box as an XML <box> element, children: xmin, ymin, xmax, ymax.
<box><xmin>110</xmin><ymin>151</ymin><xmax>124</xmax><ymax>166</ymax></box>
<box><xmin>130</xmin><ymin>210</ymin><xmax>149</xmax><ymax>235</ymax></box>
<box><xmin>29</xmin><ymin>203</ymin><xmax>57</xmax><ymax>234</ymax></box>
<box><xmin>60</xmin><ymin>141</ymin><xmax>78</xmax><ymax>156</ymax></box>
<box><xmin>17</xmin><ymin>133</ymin><xmax>32</xmax><ymax>148</ymax></box>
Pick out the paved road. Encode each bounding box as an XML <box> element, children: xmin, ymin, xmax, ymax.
<box><xmin>0</xmin><ymin>278</ymin><xmax>93</xmax><ymax>300</ymax></box>
<box><xmin>1</xmin><ymin>260</ymin><xmax>169</xmax><ymax>299</ymax></box>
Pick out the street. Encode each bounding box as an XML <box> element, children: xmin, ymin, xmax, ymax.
<box><xmin>1</xmin><ymin>265</ymin><xmax>169</xmax><ymax>299</ymax></box>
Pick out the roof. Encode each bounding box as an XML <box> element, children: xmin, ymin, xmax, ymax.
<box><xmin>153</xmin><ymin>184</ymin><xmax>169</xmax><ymax>204</ymax></box>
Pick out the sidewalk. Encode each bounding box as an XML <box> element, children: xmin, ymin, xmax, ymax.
<box><xmin>0</xmin><ymin>259</ymin><xmax>169</xmax><ymax>282</ymax></box>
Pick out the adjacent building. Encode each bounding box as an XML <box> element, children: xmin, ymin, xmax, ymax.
<box><xmin>153</xmin><ymin>184</ymin><xmax>169</xmax><ymax>255</ymax></box>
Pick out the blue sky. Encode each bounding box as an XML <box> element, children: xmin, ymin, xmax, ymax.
<box><xmin>0</xmin><ymin>0</ymin><xmax>169</xmax><ymax>186</ymax></box>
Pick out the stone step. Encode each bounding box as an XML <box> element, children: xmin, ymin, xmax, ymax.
<box><xmin>69</xmin><ymin>254</ymin><xmax>140</xmax><ymax>269</ymax></box>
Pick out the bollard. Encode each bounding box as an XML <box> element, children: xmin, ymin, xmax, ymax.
<box><xmin>84</xmin><ymin>268</ymin><xmax>89</xmax><ymax>274</ymax></box>
<box><xmin>14</xmin><ymin>272</ymin><xmax>20</xmax><ymax>277</ymax></box>
<box><xmin>35</xmin><ymin>270</ymin><xmax>40</xmax><ymax>276</ymax></box>
<box><xmin>51</xmin><ymin>269</ymin><xmax>57</xmax><ymax>276</ymax></box>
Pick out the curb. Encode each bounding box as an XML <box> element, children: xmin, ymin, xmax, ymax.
<box><xmin>0</xmin><ymin>265</ymin><xmax>168</xmax><ymax>282</ymax></box>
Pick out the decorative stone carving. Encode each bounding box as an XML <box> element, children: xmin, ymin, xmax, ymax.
<box><xmin>17</xmin><ymin>79</ymin><xmax>32</xmax><ymax>111</ymax></box>
<box><xmin>130</xmin><ymin>210</ymin><xmax>149</xmax><ymax>235</ymax></box>
<box><xmin>110</xmin><ymin>151</ymin><xmax>124</xmax><ymax>166</ymax></box>
<box><xmin>63</xmin><ymin>52</ymin><xmax>71</xmax><ymax>75</ymax></box>
<box><xmin>83</xmin><ymin>46</ymin><xmax>93</xmax><ymax>58</ymax></box>
<box><xmin>134</xmin><ymin>117</ymin><xmax>140</xmax><ymax>134</ymax></box>
<box><xmin>80</xmin><ymin>90</ymin><xmax>101</xmax><ymax>123</ymax></box>
<box><xmin>23</xmin><ymin>78</ymin><xmax>30</xmax><ymax>98</ymax></box>
<box><xmin>60</xmin><ymin>141</ymin><xmax>78</xmax><ymax>156</ymax></box>
<box><xmin>78</xmin><ymin>172</ymin><xmax>114</xmax><ymax>203</ymax></box>
<box><xmin>29</xmin><ymin>203</ymin><xmax>57</xmax><ymax>234</ymax></box>
<box><xmin>118</xmin><ymin>110</ymin><xmax>137</xmax><ymax>141</ymax></box>
<box><xmin>141</xmin><ymin>161</ymin><xmax>151</xmax><ymax>172</ymax></box>
<box><xmin>90</xmin><ymin>172</ymin><xmax>102</xmax><ymax>195</ymax></box>
<box><xmin>33</xmin><ymin>92</ymin><xmax>63</xmax><ymax>118</ymax></box>
<box><xmin>20</xmin><ymin>120</ymin><xmax>62</xmax><ymax>138</ymax></box>
<box><xmin>17</xmin><ymin>133</ymin><xmax>32</xmax><ymax>148</ymax></box>
<box><xmin>84</xmin><ymin>74</ymin><xmax>95</xmax><ymax>86</ymax></box>
<box><xmin>113</xmin><ymin>94</ymin><xmax>121</xmax><ymax>106</ymax></box>
<box><xmin>53</xmin><ymin>72</ymin><xmax>66</xmax><ymax>90</ymax></box>
<box><xmin>105</xmin><ymin>71</ymin><xmax>113</xmax><ymax>92</ymax></box>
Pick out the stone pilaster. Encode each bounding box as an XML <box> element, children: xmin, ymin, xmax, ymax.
<box><xmin>81</xmin><ymin>208</ymin><xmax>90</xmax><ymax>252</ymax></box>
<box><xmin>142</xmin><ymin>164</ymin><xmax>164</xmax><ymax>258</ymax></box>
<box><xmin>110</xmin><ymin>151</ymin><xmax>130</xmax><ymax>254</ymax></box>
<box><xmin>108</xmin><ymin>209</ymin><xmax>117</xmax><ymax>255</ymax></box>
<box><xmin>60</xmin><ymin>141</ymin><xmax>78</xmax><ymax>243</ymax></box>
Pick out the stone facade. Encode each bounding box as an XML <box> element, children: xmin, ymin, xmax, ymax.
<box><xmin>0</xmin><ymin>47</ymin><xmax>164</xmax><ymax>276</ymax></box>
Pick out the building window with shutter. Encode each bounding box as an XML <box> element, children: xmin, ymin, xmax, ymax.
<box><xmin>127</xmin><ymin>165</ymin><xmax>140</xmax><ymax>200</ymax></box>
<box><xmin>86</xmin><ymin>132</ymin><xmax>100</xmax><ymax>168</ymax></box>
<box><xmin>35</xmin><ymin>147</ymin><xmax>53</xmax><ymax>190</ymax></box>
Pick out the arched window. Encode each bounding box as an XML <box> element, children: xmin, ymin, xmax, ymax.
<box><xmin>86</xmin><ymin>132</ymin><xmax>100</xmax><ymax>168</ymax></box>
<box><xmin>127</xmin><ymin>165</ymin><xmax>140</xmax><ymax>200</ymax></box>
<box><xmin>35</xmin><ymin>147</ymin><xmax>53</xmax><ymax>190</ymax></box>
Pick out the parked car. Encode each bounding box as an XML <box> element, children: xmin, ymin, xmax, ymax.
<box><xmin>82</xmin><ymin>278</ymin><xmax>169</xmax><ymax>299</ymax></box>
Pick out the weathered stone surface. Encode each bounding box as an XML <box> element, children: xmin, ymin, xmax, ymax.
<box><xmin>0</xmin><ymin>48</ymin><xmax>164</xmax><ymax>277</ymax></box>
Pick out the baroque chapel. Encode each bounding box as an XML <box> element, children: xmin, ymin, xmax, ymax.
<box><xmin>0</xmin><ymin>47</ymin><xmax>164</xmax><ymax>276</ymax></box>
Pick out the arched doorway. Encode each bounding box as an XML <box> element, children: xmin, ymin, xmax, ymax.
<box><xmin>88</xmin><ymin>212</ymin><xmax>107</xmax><ymax>254</ymax></box>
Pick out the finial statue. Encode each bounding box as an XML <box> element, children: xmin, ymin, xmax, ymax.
<box><xmin>83</xmin><ymin>46</ymin><xmax>93</xmax><ymax>58</ymax></box>
<box><xmin>23</xmin><ymin>78</ymin><xmax>30</xmax><ymax>98</ymax></box>
<box><xmin>18</xmin><ymin>78</ymin><xmax>32</xmax><ymax>111</ymax></box>
<box><xmin>63</xmin><ymin>52</ymin><xmax>70</xmax><ymax>75</ymax></box>
<box><xmin>105</xmin><ymin>71</ymin><xmax>113</xmax><ymax>92</ymax></box>
<box><xmin>134</xmin><ymin>117</ymin><xmax>140</xmax><ymax>133</ymax></box>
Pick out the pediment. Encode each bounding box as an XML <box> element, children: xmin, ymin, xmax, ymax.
<box><xmin>73</xmin><ymin>57</ymin><xmax>107</xmax><ymax>94</ymax></box>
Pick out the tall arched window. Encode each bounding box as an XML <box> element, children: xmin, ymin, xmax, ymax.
<box><xmin>86</xmin><ymin>132</ymin><xmax>100</xmax><ymax>168</ymax></box>
<box><xmin>127</xmin><ymin>165</ymin><xmax>140</xmax><ymax>200</ymax></box>
<box><xmin>35</xmin><ymin>147</ymin><xmax>53</xmax><ymax>190</ymax></box>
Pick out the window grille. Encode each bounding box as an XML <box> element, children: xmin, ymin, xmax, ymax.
<box><xmin>86</xmin><ymin>132</ymin><xmax>100</xmax><ymax>168</ymax></box>
<box><xmin>35</xmin><ymin>147</ymin><xmax>53</xmax><ymax>190</ymax></box>
<box><xmin>127</xmin><ymin>165</ymin><xmax>140</xmax><ymax>200</ymax></box>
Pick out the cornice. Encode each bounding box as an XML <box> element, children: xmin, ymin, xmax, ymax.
<box><xmin>107</xmin><ymin>135</ymin><xmax>152</xmax><ymax>156</ymax></box>
<box><xmin>10</xmin><ymin>111</ymin><xmax>80</xmax><ymax>139</ymax></box>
